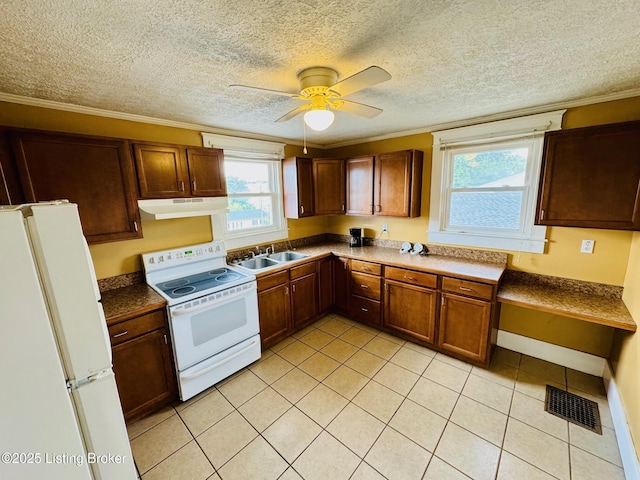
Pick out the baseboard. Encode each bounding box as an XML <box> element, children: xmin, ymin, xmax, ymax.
<box><xmin>603</xmin><ymin>363</ymin><xmax>640</xmax><ymax>480</ymax></box>
<box><xmin>496</xmin><ymin>330</ymin><xmax>606</xmax><ymax>376</ymax></box>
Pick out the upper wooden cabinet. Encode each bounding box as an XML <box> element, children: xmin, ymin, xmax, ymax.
<box><xmin>536</xmin><ymin>120</ymin><xmax>640</xmax><ymax>230</ymax></box>
<box><xmin>133</xmin><ymin>143</ymin><xmax>226</xmax><ymax>198</ymax></box>
<box><xmin>313</xmin><ymin>158</ymin><xmax>345</xmax><ymax>215</ymax></box>
<box><xmin>346</xmin><ymin>156</ymin><xmax>375</xmax><ymax>215</ymax></box>
<box><xmin>346</xmin><ymin>150</ymin><xmax>423</xmax><ymax>217</ymax></box>
<box><xmin>283</xmin><ymin>156</ymin><xmax>314</xmax><ymax>218</ymax></box>
<box><xmin>10</xmin><ymin>130</ymin><xmax>142</xmax><ymax>244</ymax></box>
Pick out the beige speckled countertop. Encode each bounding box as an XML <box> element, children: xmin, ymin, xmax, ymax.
<box><xmin>101</xmin><ymin>284</ymin><xmax>166</xmax><ymax>326</ymax></box>
<box><xmin>268</xmin><ymin>242</ymin><xmax>507</xmax><ymax>284</ymax></box>
<box><xmin>498</xmin><ymin>278</ymin><xmax>636</xmax><ymax>332</ymax></box>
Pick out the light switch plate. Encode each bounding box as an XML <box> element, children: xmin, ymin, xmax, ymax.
<box><xmin>580</xmin><ymin>239</ymin><xmax>595</xmax><ymax>254</ymax></box>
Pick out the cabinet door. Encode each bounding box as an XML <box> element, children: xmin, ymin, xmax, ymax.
<box><xmin>258</xmin><ymin>282</ymin><xmax>291</xmax><ymax>348</ymax></box>
<box><xmin>313</xmin><ymin>158</ymin><xmax>345</xmax><ymax>214</ymax></box>
<box><xmin>375</xmin><ymin>150</ymin><xmax>423</xmax><ymax>217</ymax></box>
<box><xmin>283</xmin><ymin>157</ymin><xmax>314</xmax><ymax>218</ymax></box>
<box><xmin>11</xmin><ymin>131</ymin><xmax>142</xmax><ymax>243</ymax></box>
<box><xmin>112</xmin><ymin>328</ymin><xmax>177</xmax><ymax>423</ymax></box>
<box><xmin>317</xmin><ymin>257</ymin><xmax>333</xmax><ymax>314</ymax></box>
<box><xmin>438</xmin><ymin>293</ymin><xmax>491</xmax><ymax>363</ymax></box>
<box><xmin>383</xmin><ymin>280</ymin><xmax>437</xmax><ymax>344</ymax></box>
<box><xmin>346</xmin><ymin>156</ymin><xmax>374</xmax><ymax>215</ymax></box>
<box><xmin>133</xmin><ymin>143</ymin><xmax>189</xmax><ymax>198</ymax></box>
<box><xmin>291</xmin><ymin>273</ymin><xmax>318</xmax><ymax>328</ymax></box>
<box><xmin>333</xmin><ymin>256</ymin><xmax>350</xmax><ymax>313</ymax></box>
<box><xmin>536</xmin><ymin>121</ymin><xmax>640</xmax><ymax>230</ymax></box>
<box><xmin>186</xmin><ymin>147</ymin><xmax>227</xmax><ymax>197</ymax></box>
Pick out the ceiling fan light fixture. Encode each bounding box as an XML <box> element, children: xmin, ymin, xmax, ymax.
<box><xmin>304</xmin><ymin>108</ymin><xmax>334</xmax><ymax>131</ymax></box>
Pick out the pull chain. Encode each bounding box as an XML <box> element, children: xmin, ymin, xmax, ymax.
<box><xmin>303</xmin><ymin>119</ymin><xmax>308</xmax><ymax>154</ymax></box>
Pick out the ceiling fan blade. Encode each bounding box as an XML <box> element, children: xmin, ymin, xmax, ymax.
<box><xmin>332</xmin><ymin>99</ymin><xmax>382</xmax><ymax>118</ymax></box>
<box><xmin>328</xmin><ymin>66</ymin><xmax>391</xmax><ymax>97</ymax></box>
<box><xmin>229</xmin><ymin>84</ymin><xmax>299</xmax><ymax>98</ymax></box>
<box><xmin>275</xmin><ymin>104</ymin><xmax>310</xmax><ymax>123</ymax></box>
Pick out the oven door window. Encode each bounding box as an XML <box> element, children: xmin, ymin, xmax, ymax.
<box><xmin>191</xmin><ymin>299</ymin><xmax>247</xmax><ymax>346</ymax></box>
<box><xmin>170</xmin><ymin>288</ymin><xmax>259</xmax><ymax>371</ymax></box>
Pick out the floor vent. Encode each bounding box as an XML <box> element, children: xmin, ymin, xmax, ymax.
<box><xmin>545</xmin><ymin>385</ymin><xmax>602</xmax><ymax>434</ymax></box>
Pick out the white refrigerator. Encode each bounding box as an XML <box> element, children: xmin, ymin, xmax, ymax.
<box><xmin>0</xmin><ymin>202</ymin><xmax>137</xmax><ymax>479</ymax></box>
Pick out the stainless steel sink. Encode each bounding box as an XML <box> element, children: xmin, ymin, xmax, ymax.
<box><xmin>237</xmin><ymin>256</ymin><xmax>279</xmax><ymax>270</ymax></box>
<box><xmin>268</xmin><ymin>251</ymin><xmax>309</xmax><ymax>262</ymax></box>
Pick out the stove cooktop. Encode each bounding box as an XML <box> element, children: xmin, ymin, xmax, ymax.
<box><xmin>155</xmin><ymin>267</ymin><xmax>250</xmax><ymax>299</ymax></box>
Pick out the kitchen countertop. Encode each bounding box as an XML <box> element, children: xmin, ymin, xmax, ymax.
<box><xmin>259</xmin><ymin>242</ymin><xmax>507</xmax><ymax>284</ymax></box>
<box><xmin>101</xmin><ymin>284</ymin><xmax>166</xmax><ymax>326</ymax></box>
<box><xmin>497</xmin><ymin>273</ymin><xmax>636</xmax><ymax>331</ymax></box>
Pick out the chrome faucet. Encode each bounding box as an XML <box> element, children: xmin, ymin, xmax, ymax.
<box><xmin>266</xmin><ymin>244</ymin><xmax>275</xmax><ymax>255</ymax></box>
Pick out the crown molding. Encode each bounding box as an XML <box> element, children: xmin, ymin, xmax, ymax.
<box><xmin>0</xmin><ymin>92</ymin><xmax>325</xmax><ymax>150</ymax></box>
<box><xmin>323</xmin><ymin>87</ymin><xmax>640</xmax><ymax>149</ymax></box>
<box><xmin>2</xmin><ymin>87</ymin><xmax>640</xmax><ymax>152</ymax></box>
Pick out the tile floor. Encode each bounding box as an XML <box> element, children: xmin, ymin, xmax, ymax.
<box><xmin>127</xmin><ymin>314</ymin><xmax>625</xmax><ymax>480</ymax></box>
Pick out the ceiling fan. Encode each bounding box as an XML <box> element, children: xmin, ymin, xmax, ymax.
<box><xmin>230</xmin><ymin>66</ymin><xmax>391</xmax><ymax>131</ymax></box>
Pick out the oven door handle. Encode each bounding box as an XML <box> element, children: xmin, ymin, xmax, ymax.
<box><xmin>180</xmin><ymin>339</ymin><xmax>259</xmax><ymax>379</ymax></box>
<box><xmin>170</xmin><ymin>283</ymin><xmax>256</xmax><ymax>316</ymax></box>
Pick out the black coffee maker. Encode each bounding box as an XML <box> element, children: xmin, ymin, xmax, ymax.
<box><xmin>349</xmin><ymin>227</ymin><xmax>363</xmax><ymax>247</ymax></box>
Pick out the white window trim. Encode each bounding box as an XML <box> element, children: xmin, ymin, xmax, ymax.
<box><xmin>428</xmin><ymin>110</ymin><xmax>566</xmax><ymax>253</ymax></box>
<box><xmin>201</xmin><ymin>133</ymin><xmax>288</xmax><ymax>250</ymax></box>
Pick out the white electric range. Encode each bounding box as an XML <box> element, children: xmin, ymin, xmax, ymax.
<box><xmin>142</xmin><ymin>240</ymin><xmax>261</xmax><ymax>401</ymax></box>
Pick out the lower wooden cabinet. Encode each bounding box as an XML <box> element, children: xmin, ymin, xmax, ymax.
<box><xmin>257</xmin><ymin>271</ymin><xmax>291</xmax><ymax>347</ymax></box>
<box><xmin>290</xmin><ymin>262</ymin><xmax>318</xmax><ymax>329</ymax></box>
<box><xmin>109</xmin><ymin>308</ymin><xmax>177</xmax><ymax>423</ymax></box>
<box><xmin>349</xmin><ymin>260</ymin><xmax>382</xmax><ymax>327</ymax></box>
<box><xmin>437</xmin><ymin>293</ymin><xmax>492</xmax><ymax>364</ymax></box>
<box><xmin>383</xmin><ymin>279</ymin><xmax>438</xmax><ymax>344</ymax></box>
<box><xmin>317</xmin><ymin>256</ymin><xmax>333</xmax><ymax>314</ymax></box>
<box><xmin>332</xmin><ymin>256</ymin><xmax>350</xmax><ymax>314</ymax></box>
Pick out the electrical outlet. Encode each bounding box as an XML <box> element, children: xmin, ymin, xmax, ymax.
<box><xmin>580</xmin><ymin>239</ymin><xmax>595</xmax><ymax>254</ymax></box>
<box><xmin>382</xmin><ymin>224</ymin><xmax>388</xmax><ymax>233</ymax></box>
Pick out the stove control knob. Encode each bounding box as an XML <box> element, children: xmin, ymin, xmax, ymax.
<box><xmin>149</xmin><ymin>257</ymin><xmax>155</xmax><ymax>264</ymax></box>
<box><xmin>159</xmin><ymin>255</ymin><xmax>164</xmax><ymax>262</ymax></box>
<box><xmin>214</xmin><ymin>245</ymin><xmax>221</xmax><ymax>252</ymax></box>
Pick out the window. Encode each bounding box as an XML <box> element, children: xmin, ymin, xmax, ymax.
<box><xmin>201</xmin><ymin>134</ymin><xmax>287</xmax><ymax>250</ymax></box>
<box><xmin>429</xmin><ymin>111</ymin><xmax>565</xmax><ymax>253</ymax></box>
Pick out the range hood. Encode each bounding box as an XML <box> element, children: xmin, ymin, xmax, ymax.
<box><xmin>138</xmin><ymin>197</ymin><xmax>229</xmax><ymax>220</ymax></box>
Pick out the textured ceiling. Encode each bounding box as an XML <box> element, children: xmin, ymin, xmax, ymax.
<box><xmin>1</xmin><ymin>0</ymin><xmax>640</xmax><ymax>146</ymax></box>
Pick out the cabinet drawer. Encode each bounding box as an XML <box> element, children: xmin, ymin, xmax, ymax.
<box><xmin>108</xmin><ymin>309</ymin><xmax>166</xmax><ymax>346</ymax></box>
<box><xmin>349</xmin><ymin>295</ymin><xmax>381</xmax><ymax>326</ymax></box>
<box><xmin>384</xmin><ymin>266</ymin><xmax>437</xmax><ymax>288</ymax></box>
<box><xmin>290</xmin><ymin>261</ymin><xmax>316</xmax><ymax>280</ymax></box>
<box><xmin>442</xmin><ymin>277</ymin><xmax>493</xmax><ymax>300</ymax></box>
<box><xmin>257</xmin><ymin>270</ymin><xmax>288</xmax><ymax>291</ymax></box>
<box><xmin>351</xmin><ymin>272</ymin><xmax>381</xmax><ymax>299</ymax></box>
<box><xmin>351</xmin><ymin>260</ymin><xmax>381</xmax><ymax>276</ymax></box>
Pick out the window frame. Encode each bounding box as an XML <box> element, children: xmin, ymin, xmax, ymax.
<box><xmin>202</xmin><ymin>133</ymin><xmax>287</xmax><ymax>250</ymax></box>
<box><xmin>428</xmin><ymin>111</ymin><xmax>565</xmax><ymax>253</ymax></box>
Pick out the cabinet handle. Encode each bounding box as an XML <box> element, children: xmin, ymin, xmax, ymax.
<box><xmin>133</xmin><ymin>221</ymin><xmax>138</xmax><ymax>232</ymax></box>
<box><xmin>459</xmin><ymin>287</ymin><xmax>473</xmax><ymax>292</ymax></box>
<box><xmin>300</xmin><ymin>205</ymin><xmax>305</xmax><ymax>214</ymax></box>
<box><xmin>441</xmin><ymin>297</ymin><xmax>445</xmax><ymax>307</ymax></box>
<box><xmin>403</xmin><ymin>275</ymin><xmax>416</xmax><ymax>281</ymax></box>
<box><xmin>362</xmin><ymin>267</ymin><xmax>371</xmax><ymax>272</ymax></box>
<box><xmin>180</xmin><ymin>180</ymin><xmax>185</xmax><ymax>191</ymax></box>
<box><xmin>342</xmin><ymin>204</ymin><xmax>345</xmax><ymax>211</ymax></box>
<box><xmin>360</xmin><ymin>284</ymin><xmax>369</xmax><ymax>289</ymax></box>
<box><xmin>163</xmin><ymin>334</ymin><xmax>168</xmax><ymax>344</ymax></box>
<box><xmin>343</xmin><ymin>262</ymin><xmax>348</xmax><ymax>270</ymax></box>
<box><xmin>361</xmin><ymin>307</ymin><xmax>369</xmax><ymax>312</ymax></box>
<box><xmin>113</xmin><ymin>331</ymin><xmax>128</xmax><ymax>338</ymax></box>
<box><xmin>192</xmin><ymin>180</ymin><xmax>197</xmax><ymax>191</ymax></box>
<box><xmin>285</xmin><ymin>286</ymin><xmax>289</xmax><ymax>295</ymax></box>
<box><xmin>292</xmin><ymin>284</ymin><xmax>296</xmax><ymax>293</ymax></box>
<box><xmin>376</xmin><ymin>205</ymin><xmax>381</xmax><ymax>212</ymax></box>
<box><xmin>540</xmin><ymin>209</ymin><xmax>545</xmax><ymax>220</ymax></box>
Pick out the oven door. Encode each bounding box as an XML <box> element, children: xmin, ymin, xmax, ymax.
<box><xmin>169</xmin><ymin>281</ymin><xmax>259</xmax><ymax>371</ymax></box>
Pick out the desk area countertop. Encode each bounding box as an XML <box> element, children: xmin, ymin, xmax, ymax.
<box><xmin>497</xmin><ymin>271</ymin><xmax>636</xmax><ymax>331</ymax></box>
<box><xmin>100</xmin><ymin>284</ymin><xmax>166</xmax><ymax>326</ymax></box>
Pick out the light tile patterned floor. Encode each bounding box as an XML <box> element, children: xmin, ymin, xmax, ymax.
<box><xmin>127</xmin><ymin>314</ymin><xmax>625</xmax><ymax>480</ymax></box>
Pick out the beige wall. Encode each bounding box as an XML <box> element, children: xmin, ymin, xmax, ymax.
<box><xmin>611</xmin><ymin>232</ymin><xmax>640</xmax><ymax>458</ymax></box>
<box><xmin>324</xmin><ymin>97</ymin><xmax>640</xmax><ymax>357</ymax></box>
<box><xmin>0</xmin><ymin>102</ymin><xmax>327</xmax><ymax>277</ymax></box>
